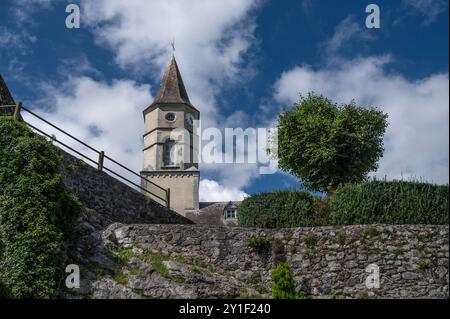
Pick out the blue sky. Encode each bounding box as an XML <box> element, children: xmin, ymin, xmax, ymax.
<box><xmin>0</xmin><ymin>0</ymin><xmax>448</xmax><ymax>200</ymax></box>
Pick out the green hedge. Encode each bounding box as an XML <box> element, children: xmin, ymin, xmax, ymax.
<box><xmin>0</xmin><ymin>118</ymin><xmax>81</xmax><ymax>298</ymax></box>
<box><xmin>237</xmin><ymin>191</ymin><xmax>319</xmax><ymax>228</ymax></box>
<box><xmin>330</xmin><ymin>180</ymin><xmax>449</xmax><ymax>225</ymax></box>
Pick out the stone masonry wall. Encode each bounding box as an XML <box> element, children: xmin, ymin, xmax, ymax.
<box><xmin>55</xmin><ymin>150</ymin><xmax>449</xmax><ymax>299</ymax></box>
<box><xmin>59</xmin><ymin>150</ymin><xmax>192</xmax><ymax>226</ymax></box>
<box><xmin>86</xmin><ymin>223</ymin><xmax>449</xmax><ymax>299</ymax></box>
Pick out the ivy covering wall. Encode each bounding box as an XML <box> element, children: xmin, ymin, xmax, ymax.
<box><xmin>0</xmin><ymin>118</ymin><xmax>80</xmax><ymax>298</ymax></box>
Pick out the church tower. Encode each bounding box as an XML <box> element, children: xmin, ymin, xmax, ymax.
<box><xmin>141</xmin><ymin>57</ymin><xmax>200</xmax><ymax>215</ymax></box>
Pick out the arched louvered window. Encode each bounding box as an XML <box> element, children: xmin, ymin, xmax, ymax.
<box><xmin>163</xmin><ymin>139</ymin><xmax>176</xmax><ymax>166</ymax></box>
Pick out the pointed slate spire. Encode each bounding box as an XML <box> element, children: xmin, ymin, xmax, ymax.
<box><xmin>153</xmin><ymin>57</ymin><xmax>191</xmax><ymax>105</ymax></box>
<box><xmin>0</xmin><ymin>73</ymin><xmax>16</xmax><ymax>106</ymax></box>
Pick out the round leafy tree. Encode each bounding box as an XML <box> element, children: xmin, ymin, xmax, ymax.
<box><xmin>274</xmin><ymin>93</ymin><xmax>388</xmax><ymax>192</ymax></box>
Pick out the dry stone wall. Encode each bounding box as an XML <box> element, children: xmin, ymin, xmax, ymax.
<box><xmin>56</xmin><ymin>148</ymin><xmax>449</xmax><ymax>299</ymax></box>
<box><xmin>73</xmin><ymin>223</ymin><xmax>449</xmax><ymax>299</ymax></box>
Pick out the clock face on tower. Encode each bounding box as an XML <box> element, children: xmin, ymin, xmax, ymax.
<box><xmin>185</xmin><ymin>113</ymin><xmax>195</xmax><ymax>126</ymax></box>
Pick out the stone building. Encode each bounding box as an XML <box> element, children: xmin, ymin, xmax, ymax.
<box><xmin>141</xmin><ymin>57</ymin><xmax>201</xmax><ymax>215</ymax></box>
<box><xmin>141</xmin><ymin>58</ymin><xmax>240</xmax><ymax>224</ymax></box>
<box><xmin>185</xmin><ymin>201</ymin><xmax>240</xmax><ymax>227</ymax></box>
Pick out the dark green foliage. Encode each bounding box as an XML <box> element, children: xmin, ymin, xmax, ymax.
<box><xmin>0</xmin><ymin>118</ymin><xmax>81</xmax><ymax>298</ymax></box>
<box><xmin>330</xmin><ymin>180</ymin><xmax>449</xmax><ymax>225</ymax></box>
<box><xmin>0</xmin><ymin>277</ymin><xmax>11</xmax><ymax>298</ymax></box>
<box><xmin>238</xmin><ymin>179</ymin><xmax>447</xmax><ymax>229</ymax></box>
<box><xmin>271</xmin><ymin>262</ymin><xmax>307</xmax><ymax>299</ymax></box>
<box><xmin>275</xmin><ymin>93</ymin><xmax>388</xmax><ymax>192</ymax></box>
<box><xmin>312</xmin><ymin>195</ymin><xmax>332</xmax><ymax>226</ymax></box>
<box><xmin>247</xmin><ymin>235</ymin><xmax>272</xmax><ymax>254</ymax></box>
<box><xmin>271</xmin><ymin>262</ymin><xmax>295</xmax><ymax>299</ymax></box>
<box><xmin>237</xmin><ymin>190</ymin><xmax>318</xmax><ymax>228</ymax></box>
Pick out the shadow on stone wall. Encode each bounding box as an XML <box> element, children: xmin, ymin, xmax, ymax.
<box><xmin>59</xmin><ymin>149</ymin><xmax>192</xmax><ymax>227</ymax></box>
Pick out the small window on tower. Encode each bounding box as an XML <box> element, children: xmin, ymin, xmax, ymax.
<box><xmin>165</xmin><ymin>112</ymin><xmax>176</xmax><ymax>122</ymax></box>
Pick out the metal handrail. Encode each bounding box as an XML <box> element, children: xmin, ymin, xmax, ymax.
<box><xmin>22</xmin><ymin>106</ymin><xmax>100</xmax><ymax>155</ymax></box>
<box><xmin>103</xmin><ymin>167</ymin><xmax>168</xmax><ymax>203</ymax></box>
<box><xmin>14</xmin><ymin>104</ymin><xmax>170</xmax><ymax>208</ymax></box>
<box><xmin>25</xmin><ymin>122</ymin><xmax>98</xmax><ymax>166</ymax></box>
<box><xmin>104</xmin><ymin>154</ymin><xmax>167</xmax><ymax>192</ymax></box>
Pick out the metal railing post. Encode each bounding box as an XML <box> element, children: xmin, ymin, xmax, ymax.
<box><xmin>19</xmin><ymin>104</ymin><xmax>173</xmax><ymax>207</ymax></box>
<box><xmin>98</xmin><ymin>151</ymin><xmax>105</xmax><ymax>171</ymax></box>
<box><xmin>166</xmin><ymin>188</ymin><xmax>171</xmax><ymax>209</ymax></box>
<box><xmin>13</xmin><ymin>102</ymin><xmax>22</xmax><ymax>121</ymax></box>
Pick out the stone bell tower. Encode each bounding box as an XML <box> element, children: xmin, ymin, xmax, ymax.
<box><xmin>141</xmin><ymin>57</ymin><xmax>200</xmax><ymax>215</ymax></box>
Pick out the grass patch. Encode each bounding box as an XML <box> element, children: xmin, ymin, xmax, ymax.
<box><xmin>139</xmin><ymin>252</ymin><xmax>171</xmax><ymax>278</ymax></box>
<box><xmin>107</xmin><ymin>247</ymin><xmax>216</xmax><ymax>284</ymax></box>
<box><xmin>303</xmin><ymin>234</ymin><xmax>317</xmax><ymax>248</ymax></box>
<box><xmin>247</xmin><ymin>235</ymin><xmax>272</xmax><ymax>254</ymax></box>
<box><xmin>363</xmin><ymin>227</ymin><xmax>380</xmax><ymax>238</ymax></box>
<box><xmin>128</xmin><ymin>268</ymin><xmax>144</xmax><ymax>276</ymax></box>
<box><xmin>335</xmin><ymin>233</ymin><xmax>347</xmax><ymax>245</ymax></box>
<box><xmin>417</xmin><ymin>260</ymin><xmax>430</xmax><ymax>271</ymax></box>
<box><xmin>113</xmin><ymin>273</ymin><xmax>127</xmax><ymax>285</ymax></box>
<box><xmin>289</xmin><ymin>245</ymin><xmax>297</xmax><ymax>254</ymax></box>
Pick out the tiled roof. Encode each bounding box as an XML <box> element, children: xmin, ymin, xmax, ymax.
<box><xmin>199</xmin><ymin>201</ymin><xmax>240</xmax><ymax>211</ymax></box>
<box><xmin>184</xmin><ymin>201</ymin><xmax>241</xmax><ymax>226</ymax></box>
<box><xmin>153</xmin><ymin>57</ymin><xmax>191</xmax><ymax>105</ymax></box>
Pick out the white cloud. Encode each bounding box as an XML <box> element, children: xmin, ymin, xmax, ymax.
<box><xmin>324</xmin><ymin>16</ymin><xmax>374</xmax><ymax>55</ymax></box>
<box><xmin>202</xmin><ymin>162</ymin><xmax>260</xmax><ymax>191</ymax></box>
<box><xmin>0</xmin><ymin>27</ymin><xmax>37</xmax><ymax>53</ymax></box>
<box><xmin>274</xmin><ymin>56</ymin><xmax>449</xmax><ymax>184</ymax></box>
<box><xmin>199</xmin><ymin>179</ymin><xmax>248</xmax><ymax>202</ymax></box>
<box><xmin>24</xmin><ymin>75</ymin><xmax>259</xmax><ymax>201</ymax></box>
<box><xmin>0</xmin><ymin>28</ymin><xmax>24</xmax><ymax>48</ymax></box>
<box><xmin>24</xmin><ymin>76</ymin><xmax>151</xmax><ymax>176</ymax></box>
<box><xmin>75</xmin><ymin>0</ymin><xmax>263</xmax><ymax>199</ymax></box>
<box><xmin>81</xmin><ymin>0</ymin><xmax>260</xmax><ymax>128</ymax></box>
<box><xmin>11</xmin><ymin>0</ymin><xmax>56</xmax><ymax>24</ymax></box>
<box><xmin>13</xmin><ymin>0</ymin><xmax>264</xmax><ymax>201</ymax></box>
<box><xmin>402</xmin><ymin>0</ymin><xmax>447</xmax><ymax>25</ymax></box>
<box><xmin>300</xmin><ymin>0</ymin><xmax>314</xmax><ymax>15</ymax></box>
<box><xmin>57</xmin><ymin>54</ymin><xmax>101</xmax><ymax>77</ymax></box>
